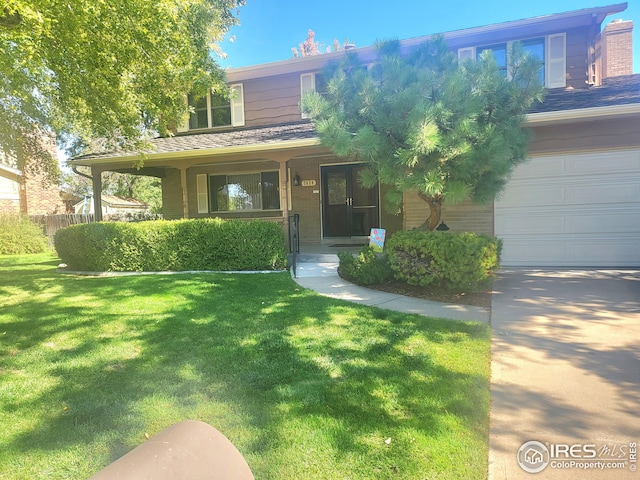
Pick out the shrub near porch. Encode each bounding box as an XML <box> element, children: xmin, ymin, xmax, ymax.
<box><xmin>54</xmin><ymin>218</ymin><xmax>288</xmax><ymax>272</ymax></box>
<box><xmin>388</xmin><ymin>231</ymin><xmax>502</xmax><ymax>291</ymax></box>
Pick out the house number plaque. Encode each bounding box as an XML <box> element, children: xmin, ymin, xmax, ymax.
<box><xmin>301</xmin><ymin>180</ymin><xmax>316</xmax><ymax>187</ymax></box>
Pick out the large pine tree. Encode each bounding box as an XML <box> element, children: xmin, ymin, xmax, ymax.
<box><xmin>303</xmin><ymin>38</ymin><xmax>544</xmax><ymax>230</ymax></box>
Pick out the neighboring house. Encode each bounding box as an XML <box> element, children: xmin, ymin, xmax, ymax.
<box><xmin>0</xmin><ymin>163</ymin><xmax>66</xmax><ymax>215</ymax></box>
<box><xmin>74</xmin><ymin>194</ymin><xmax>150</xmax><ymax>216</ymax></box>
<box><xmin>0</xmin><ymin>163</ymin><xmax>21</xmax><ymax>214</ymax></box>
<box><xmin>70</xmin><ymin>3</ymin><xmax>640</xmax><ymax>267</ymax></box>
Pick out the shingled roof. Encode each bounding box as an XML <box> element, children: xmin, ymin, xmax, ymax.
<box><xmin>530</xmin><ymin>74</ymin><xmax>640</xmax><ymax>113</ymax></box>
<box><xmin>72</xmin><ymin>75</ymin><xmax>640</xmax><ymax>164</ymax></box>
<box><xmin>73</xmin><ymin>121</ymin><xmax>319</xmax><ymax>162</ymax></box>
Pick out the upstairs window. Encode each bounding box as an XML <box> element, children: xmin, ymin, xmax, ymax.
<box><xmin>522</xmin><ymin>38</ymin><xmax>545</xmax><ymax>85</ymax></box>
<box><xmin>477</xmin><ymin>43</ymin><xmax>508</xmax><ymax>77</ymax></box>
<box><xmin>458</xmin><ymin>34</ymin><xmax>565</xmax><ymax>88</ymax></box>
<box><xmin>210</xmin><ymin>93</ymin><xmax>232</xmax><ymax>127</ymax></box>
<box><xmin>300</xmin><ymin>73</ymin><xmax>316</xmax><ymax>119</ymax></box>
<box><xmin>182</xmin><ymin>84</ymin><xmax>244</xmax><ymax>131</ymax></box>
<box><xmin>188</xmin><ymin>94</ymin><xmax>209</xmax><ymax>129</ymax></box>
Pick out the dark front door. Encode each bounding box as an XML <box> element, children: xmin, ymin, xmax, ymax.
<box><xmin>322</xmin><ymin>164</ymin><xmax>379</xmax><ymax>238</ymax></box>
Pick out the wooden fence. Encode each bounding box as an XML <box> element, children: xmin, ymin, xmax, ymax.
<box><xmin>29</xmin><ymin>214</ymin><xmax>95</xmax><ymax>240</ymax></box>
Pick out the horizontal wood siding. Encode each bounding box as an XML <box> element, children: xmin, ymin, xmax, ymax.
<box><xmin>528</xmin><ymin>116</ymin><xmax>640</xmax><ymax>155</ymax></box>
<box><xmin>379</xmin><ymin>184</ymin><xmax>404</xmax><ymax>237</ymax></box>
<box><xmin>403</xmin><ymin>192</ymin><xmax>493</xmax><ymax>235</ymax></box>
<box><xmin>403</xmin><ymin>192</ymin><xmax>426</xmax><ymax>231</ymax></box>
<box><xmin>565</xmin><ymin>27</ymin><xmax>590</xmax><ymax>89</ymax></box>
<box><xmin>441</xmin><ymin>200</ymin><xmax>493</xmax><ymax>235</ymax></box>
<box><xmin>243</xmin><ymin>74</ymin><xmax>303</xmax><ymax>127</ymax></box>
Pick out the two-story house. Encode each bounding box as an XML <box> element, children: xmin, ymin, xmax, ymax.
<box><xmin>70</xmin><ymin>3</ymin><xmax>640</xmax><ymax>267</ymax></box>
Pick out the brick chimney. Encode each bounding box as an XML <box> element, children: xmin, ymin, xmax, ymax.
<box><xmin>601</xmin><ymin>19</ymin><xmax>634</xmax><ymax>79</ymax></box>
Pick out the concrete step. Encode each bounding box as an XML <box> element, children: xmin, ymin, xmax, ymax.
<box><xmin>289</xmin><ymin>253</ymin><xmax>339</xmax><ymax>263</ymax></box>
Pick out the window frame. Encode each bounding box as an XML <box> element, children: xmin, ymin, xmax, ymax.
<box><xmin>179</xmin><ymin>83</ymin><xmax>244</xmax><ymax>132</ymax></box>
<box><xmin>457</xmin><ymin>34</ymin><xmax>566</xmax><ymax>88</ymax></box>
<box><xmin>300</xmin><ymin>73</ymin><xmax>316</xmax><ymax>119</ymax></box>
<box><xmin>201</xmin><ymin>170</ymin><xmax>281</xmax><ymax>213</ymax></box>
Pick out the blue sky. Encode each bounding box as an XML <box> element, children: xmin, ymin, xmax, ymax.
<box><xmin>218</xmin><ymin>0</ymin><xmax>639</xmax><ymax>72</ymax></box>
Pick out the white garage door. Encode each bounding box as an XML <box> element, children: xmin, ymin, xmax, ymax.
<box><xmin>495</xmin><ymin>149</ymin><xmax>640</xmax><ymax>267</ymax></box>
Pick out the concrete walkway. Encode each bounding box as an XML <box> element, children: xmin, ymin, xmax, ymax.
<box><xmin>292</xmin><ymin>261</ymin><xmax>490</xmax><ymax>323</ymax></box>
<box><xmin>490</xmin><ymin>268</ymin><xmax>640</xmax><ymax>479</ymax></box>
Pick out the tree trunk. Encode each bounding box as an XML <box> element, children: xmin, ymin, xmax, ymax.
<box><xmin>417</xmin><ymin>193</ymin><xmax>443</xmax><ymax>231</ymax></box>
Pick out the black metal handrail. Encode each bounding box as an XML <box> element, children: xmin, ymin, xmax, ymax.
<box><xmin>289</xmin><ymin>214</ymin><xmax>300</xmax><ymax>278</ymax></box>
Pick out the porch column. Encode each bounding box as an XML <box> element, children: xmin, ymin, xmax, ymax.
<box><xmin>91</xmin><ymin>167</ymin><xmax>103</xmax><ymax>221</ymax></box>
<box><xmin>280</xmin><ymin>160</ymin><xmax>290</xmax><ymax>244</ymax></box>
<box><xmin>180</xmin><ymin>166</ymin><xmax>189</xmax><ymax>219</ymax></box>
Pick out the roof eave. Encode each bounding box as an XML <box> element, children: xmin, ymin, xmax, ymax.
<box><xmin>69</xmin><ymin>137</ymin><xmax>322</xmax><ymax>167</ymax></box>
<box><xmin>0</xmin><ymin>164</ymin><xmax>22</xmax><ymax>178</ymax></box>
<box><xmin>226</xmin><ymin>3</ymin><xmax>628</xmax><ymax>81</ymax></box>
<box><xmin>524</xmin><ymin>103</ymin><xmax>640</xmax><ymax>126</ymax></box>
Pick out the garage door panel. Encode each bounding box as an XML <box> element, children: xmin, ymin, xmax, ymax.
<box><xmin>495</xmin><ymin>213</ymin><xmax>565</xmax><ymax>234</ymax></box>
<box><xmin>501</xmin><ymin>179</ymin><xmax>639</xmax><ymax>208</ymax></box>
<box><xmin>564</xmin><ymin>150</ymin><xmax>640</xmax><ymax>175</ymax></box>
<box><xmin>502</xmin><ymin>241</ymin><xmax>567</xmax><ymax>263</ymax></box>
<box><xmin>567</xmin><ymin>210</ymin><xmax>640</xmax><ymax>234</ymax></box>
<box><xmin>496</xmin><ymin>150</ymin><xmax>640</xmax><ymax>267</ymax></box>
<box><xmin>501</xmin><ymin>237</ymin><xmax>640</xmax><ymax>267</ymax></box>
<box><xmin>567</xmin><ymin>239</ymin><xmax>640</xmax><ymax>265</ymax></box>
<box><xmin>497</xmin><ymin>209</ymin><xmax>640</xmax><ymax>235</ymax></box>
<box><xmin>499</xmin><ymin>185</ymin><xmax>565</xmax><ymax>206</ymax></box>
<box><xmin>513</xmin><ymin>156</ymin><xmax>565</xmax><ymax>178</ymax></box>
<box><xmin>566</xmin><ymin>182</ymin><xmax>639</xmax><ymax>204</ymax></box>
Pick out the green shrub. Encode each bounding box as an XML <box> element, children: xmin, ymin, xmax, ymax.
<box><xmin>54</xmin><ymin>218</ymin><xmax>287</xmax><ymax>272</ymax></box>
<box><xmin>387</xmin><ymin>230</ymin><xmax>502</xmax><ymax>290</ymax></box>
<box><xmin>0</xmin><ymin>214</ymin><xmax>49</xmax><ymax>255</ymax></box>
<box><xmin>337</xmin><ymin>246</ymin><xmax>393</xmax><ymax>285</ymax></box>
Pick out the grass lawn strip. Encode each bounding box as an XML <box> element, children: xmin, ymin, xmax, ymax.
<box><xmin>0</xmin><ymin>254</ymin><xmax>490</xmax><ymax>479</ymax></box>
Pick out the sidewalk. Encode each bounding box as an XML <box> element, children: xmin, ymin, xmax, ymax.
<box><xmin>291</xmin><ymin>261</ymin><xmax>490</xmax><ymax>323</ymax></box>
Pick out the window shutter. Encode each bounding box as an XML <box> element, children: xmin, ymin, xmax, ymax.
<box><xmin>300</xmin><ymin>73</ymin><xmax>316</xmax><ymax>119</ymax></box>
<box><xmin>458</xmin><ymin>47</ymin><xmax>475</xmax><ymax>62</ymax></box>
<box><xmin>230</xmin><ymin>84</ymin><xmax>245</xmax><ymax>127</ymax></box>
<box><xmin>196</xmin><ymin>174</ymin><xmax>208</xmax><ymax>214</ymax></box>
<box><xmin>547</xmin><ymin>33</ymin><xmax>566</xmax><ymax>88</ymax></box>
<box><xmin>177</xmin><ymin>95</ymin><xmax>189</xmax><ymax>132</ymax></box>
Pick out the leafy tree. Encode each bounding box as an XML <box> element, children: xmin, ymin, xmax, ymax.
<box><xmin>303</xmin><ymin>38</ymin><xmax>544</xmax><ymax>230</ymax></box>
<box><xmin>1</xmin><ymin>0</ymin><xmax>244</xmax><ymax>181</ymax></box>
<box><xmin>63</xmin><ymin>169</ymin><xmax>162</xmax><ymax>213</ymax></box>
<box><xmin>106</xmin><ymin>174</ymin><xmax>163</xmax><ymax>214</ymax></box>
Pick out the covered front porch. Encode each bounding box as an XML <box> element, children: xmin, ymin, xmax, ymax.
<box><xmin>69</xmin><ymin>123</ymin><xmax>406</xmax><ymax>251</ymax></box>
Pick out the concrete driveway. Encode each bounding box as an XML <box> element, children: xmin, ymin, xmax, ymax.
<box><xmin>490</xmin><ymin>269</ymin><xmax>640</xmax><ymax>479</ymax></box>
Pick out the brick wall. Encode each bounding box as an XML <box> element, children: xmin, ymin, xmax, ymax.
<box><xmin>22</xmin><ymin>169</ymin><xmax>66</xmax><ymax>215</ymax></box>
<box><xmin>161</xmin><ymin>168</ymin><xmax>184</xmax><ymax>219</ymax></box>
<box><xmin>0</xmin><ymin>199</ymin><xmax>20</xmax><ymax>214</ymax></box>
<box><xmin>601</xmin><ymin>19</ymin><xmax>634</xmax><ymax>79</ymax></box>
<box><xmin>0</xmin><ymin>173</ymin><xmax>21</xmax><ymax>214</ymax></box>
<box><xmin>288</xmin><ymin>157</ymin><xmax>325</xmax><ymax>243</ymax></box>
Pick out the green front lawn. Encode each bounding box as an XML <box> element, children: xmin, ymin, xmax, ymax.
<box><xmin>0</xmin><ymin>254</ymin><xmax>490</xmax><ymax>479</ymax></box>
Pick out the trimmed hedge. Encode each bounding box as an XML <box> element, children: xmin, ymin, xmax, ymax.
<box><xmin>387</xmin><ymin>230</ymin><xmax>502</xmax><ymax>290</ymax></box>
<box><xmin>54</xmin><ymin>218</ymin><xmax>288</xmax><ymax>272</ymax></box>
<box><xmin>337</xmin><ymin>246</ymin><xmax>393</xmax><ymax>285</ymax></box>
<box><xmin>0</xmin><ymin>214</ymin><xmax>49</xmax><ymax>255</ymax></box>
